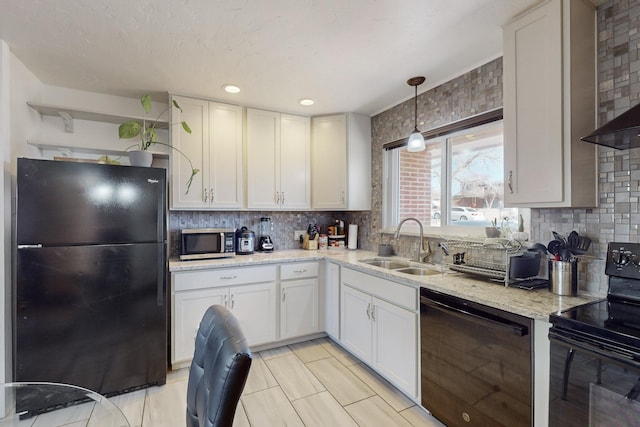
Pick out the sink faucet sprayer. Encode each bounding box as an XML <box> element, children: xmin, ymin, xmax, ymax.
<box><xmin>394</xmin><ymin>217</ymin><xmax>431</xmax><ymax>263</ymax></box>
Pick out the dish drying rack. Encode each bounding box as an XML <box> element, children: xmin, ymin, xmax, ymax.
<box><xmin>442</xmin><ymin>237</ymin><xmax>525</xmax><ymax>286</ymax></box>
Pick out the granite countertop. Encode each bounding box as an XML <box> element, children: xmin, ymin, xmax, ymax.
<box><xmin>169</xmin><ymin>249</ymin><xmax>603</xmax><ymax>321</ymax></box>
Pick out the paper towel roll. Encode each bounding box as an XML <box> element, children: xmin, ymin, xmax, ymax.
<box><xmin>348</xmin><ymin>224</ymin><xmax>358</xmax><ymax>249</ymax></box>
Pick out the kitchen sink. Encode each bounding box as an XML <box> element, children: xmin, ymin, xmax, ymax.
<box><xmin>359</xmin><ymin>259</ymin><xmax>410</xmax><ymax>270</ymax></box>
<box><xmin>394</xmin><ymin>267</ymin><xmax>441</xmax><ymax>276</ymax></box>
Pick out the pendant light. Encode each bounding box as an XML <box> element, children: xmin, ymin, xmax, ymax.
<box><xmin>407</xmin><ymin>76</ymin><xmax>426</xmax><ymax>152</ymax></box>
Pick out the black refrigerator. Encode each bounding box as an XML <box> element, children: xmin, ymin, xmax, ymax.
<box><xmin>14</xmin><ymin>158</ymin><xmax>167</xmax><ymax>396</ymax></box>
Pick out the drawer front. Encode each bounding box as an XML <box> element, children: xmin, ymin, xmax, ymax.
<box><xmin>173</xmin><ymin>265</ymin><xmax>277</xmax><ymax>292</ymax></box>
<box><xmin>342</xmin><ymin>267</ymin><xmax>417</xmax><ymax>311</ymax></box>
<box><xmin>281</xmin><ymin>261</ymin><xmax>319</xmax><ymax>280</ymax></box>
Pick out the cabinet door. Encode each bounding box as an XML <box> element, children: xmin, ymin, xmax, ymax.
<box><xmin>173</xmin><ymin>287</ymin><xmax>228</xmax><ymax>363</ymax></box>
<box><xmin>311</xmin><ymin>115</ymin><xmax>347</xmax><ymax>209</ymax></box>
<box><xmin>281</xmin><ymin>278</ymin><xmax>318</xmax><ymax>339</ymax></box>
<box><xmin>325</xmin><ymin>262</ymin><xmax>340</xmax><ymax>338</ymax></box>
<box><xmin>340</xmin><ymin>285</ymin><xmax>372</xmax><ymax>363</ymax></box>
<box><xmin>209</xmin><ymin>102</ymin><xmax>244</xmax><ymax>209</ymax></box>
<box><xmin>280</xmin><ymin>114</ymin><xmax>310</xmax><ymax>210</ymax></box>
<box><xmin>372</xmin><ymin>298</ymin><xmax>418</xmax><ymax>398</ymax></box>
<box><xmin>247</xmin><ymin>108</ymin><xmax>280</xmax><ymax>209</ymax></box>
<box><xmin>230</xmin><ymin>281</ymin><xmax>277</xmax><ymax>346</ymax></box>
<box><xmin>503</xmin><ymin>0</ymin><xmax>563</xmax><ymax>205</ymax></box>
<box><xmin>170</xmin><ymin>96</ymin><xmax>209</xmax><ymax>208</ymax></box>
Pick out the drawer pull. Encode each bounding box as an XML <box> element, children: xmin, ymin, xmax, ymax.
<box><xmin>220</xmin><ymin>275</ymin><xmax>237</xmax><ymax>280</ymax></box>
<box><xmin>293</xmin><ymin>269</ymin><xmax>307</xmax><ymax>273</ymax></box>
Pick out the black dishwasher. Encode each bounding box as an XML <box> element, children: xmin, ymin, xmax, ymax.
<box><xmin>420</xmin><ymin>287</ymin><xmax>533</xmax><ymax>427</ymax></box>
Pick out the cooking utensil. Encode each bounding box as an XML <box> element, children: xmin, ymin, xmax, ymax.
<box><xmin>552</xmin><ymin>231</ymin><xmax>567</xmax><ymax>245</ymax></box>
<box><xmin>559</xmin><ymin>248</ymin><xmax>572</xmax><ymax>262</ymax></box>
<box><xmin>548</xmin><ymin>240</ymin><xmax>564</xmax><ymax>256</ymax></box>
<box><xmin>567</xmin><ymin>231</ymin><xmax>591</xmax><ymax>254</ymax></box>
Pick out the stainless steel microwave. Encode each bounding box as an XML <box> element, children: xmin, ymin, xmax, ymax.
<box><xmin>179</xmin><ymin>228</ymin><xmax>235</xmax><ymax>260</ymax></box>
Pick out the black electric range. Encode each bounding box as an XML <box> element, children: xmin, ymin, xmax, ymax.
<box><xmin>548</xmin><ymin>242</ymin><xmax>640</xmax><ymax>426</ymax></box>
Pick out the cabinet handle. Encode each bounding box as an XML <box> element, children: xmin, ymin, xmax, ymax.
<box><xmin>220</xmin><ymin>275</ymin><xmax>237</xmax><ymax>280</ymax></box>
<box><xmin>366</xmin><ymin>303</ymin><xmax>371</xmax><ymax>319</ymax></box>
<box><xmin>275</xmin><ymin>192</ymin><xmax>280</xmax><ymax>204</ymax></box>
<box><xmin>341</xmin><ymin>191</ymin><xmax>345</xmax><ymax>203</ymax></box>
<box><xmin>293</xmin><ymin>269</ymin><xmax>307</xmax><ymax>274</ymax></box>
<box><xmin>223</xmin><ymin>294</ymin><xmax>228</xmax><ymax>308</ymax></box>
<box><xmin>203</xmin><ymin>188</ymin><xmax>208</xmax><ymax>202</ymax></box>
<box><xmin>371</xmin><ymin>305</ymin><xmax>376</xmax><ymax>321</ymax></box>
<box><xmin>281</xmin><ymin>192</ymin><xmax>285</xmax><ymax>205</ymax></box>
<box><xmin>282</xmin><ymin>289</ymin><xmax>286</xmax><ymax>302</ymax></box>
<box><xmin>230</xmin><ymin>294</ymin><xmax>235</xmax><ymax>309</ymax></box>
<box><xmin>508</xmin><ymin>170</ymin><xmax>513</xmax><ymax>194</ymax></box>
<box><xmin>210</xmin><ymin>188</ymin><xmax>214</xmax><ymax>201</ymax></box>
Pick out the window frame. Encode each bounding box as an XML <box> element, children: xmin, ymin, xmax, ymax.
<box><xmin>382</xmin><ymin>109</ymin><xmax>528</xmax><ymax>238</ymax></box>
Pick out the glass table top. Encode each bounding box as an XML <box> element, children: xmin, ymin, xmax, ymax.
<box><xmin>0</xmin><ymin>382</ymin><xmax>130</xmax><ymax>426</ymax></box>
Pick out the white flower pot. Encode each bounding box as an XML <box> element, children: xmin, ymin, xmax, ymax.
<box><xmin>129</xmin><ymin>150</ymin><xmax>153</xmax><ymax>167</ymax></box>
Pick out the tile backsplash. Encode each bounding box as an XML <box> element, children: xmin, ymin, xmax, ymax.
<box><xmin>168</xmin><ymin>210</ymin><xmax>372</xmax><ymax>256</ymax></box>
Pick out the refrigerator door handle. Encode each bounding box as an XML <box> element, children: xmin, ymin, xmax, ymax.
<box><xmin>157</xmin><ymin>245</ymin><xmax>166</xmax><ymax>307</ymax></box>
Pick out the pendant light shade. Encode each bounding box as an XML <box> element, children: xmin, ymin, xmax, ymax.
<box><xmin>407</xmin><ymin>76</ymin><xmax>426</xmax><ymax>152</ymax></box>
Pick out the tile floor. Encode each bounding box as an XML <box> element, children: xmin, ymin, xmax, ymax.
<box><xmin>16</xmin><ymin>338</ymin><xmax>447</xmax><ymax>427</ymax></box>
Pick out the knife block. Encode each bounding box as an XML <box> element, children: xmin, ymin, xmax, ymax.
<box><xmin>302</xmin><ymin>233</ymin><xmax>318</xmax><ymax>250</ymax></box>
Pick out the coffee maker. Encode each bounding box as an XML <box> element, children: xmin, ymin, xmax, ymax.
<box><xmin>257</xmin><ymin>217</ymin><xmax>274</xmax><ymax>252</ymax></box>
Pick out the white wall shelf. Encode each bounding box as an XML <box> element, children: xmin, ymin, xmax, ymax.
<box><xmin>27</xmin><ymin>140</ymin><xmax>169</xmax><ymax>159</ymax></box>
<box><xmin>27</xmin><ymin>102</ymin><xmax>169</xmax><ymax>133</ymax></box>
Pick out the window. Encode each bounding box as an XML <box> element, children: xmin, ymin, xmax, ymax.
<box><xmin>383</xmin><ymin>112</ymin><xmax>523</xmax><ymax>236</ymax></box>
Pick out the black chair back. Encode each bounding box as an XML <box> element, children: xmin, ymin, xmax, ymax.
<box><xmin>186</xmin><ymin>305</ymin><xmax>252</xmax><ymax>427</ymax></box>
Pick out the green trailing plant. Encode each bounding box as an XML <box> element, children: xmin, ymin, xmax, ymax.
<box><xmin>118</xmin><ymin>95</ymin><xmax>199</xmax><ymax>194</ymax></box>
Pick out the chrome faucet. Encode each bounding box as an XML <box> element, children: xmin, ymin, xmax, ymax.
<box><xmin>394</xmin><ymin>217</ymin><xmax>431</xmax><ymax>263</ymax></box>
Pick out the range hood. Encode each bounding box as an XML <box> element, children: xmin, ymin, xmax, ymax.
<box><xmin>581</xmin><ymin>103</ymin><xmax>640</xmax><ymax>150</ymax></box>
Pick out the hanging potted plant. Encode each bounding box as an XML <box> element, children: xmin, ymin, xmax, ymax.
<box><xmin>118</xmin><ymin>95</ymin><xmax>199</xmax><ymax>194</ymax></box>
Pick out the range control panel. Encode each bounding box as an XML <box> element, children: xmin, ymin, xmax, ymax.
<box><xmin>605</xmin><ymin>242</ymin><xmax>640</xmax><ymax>279</ymax></box>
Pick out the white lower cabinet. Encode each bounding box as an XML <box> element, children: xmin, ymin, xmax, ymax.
<box><xmin>280</xmin><ymin>262</ymin><xmax>319</xmax><ymax>340</ymax></box>
<box><xmin>340</xmin><ymin>268</ymin><xmax>418</xmax><ymax>398</ymax></box>
<box><xmin>171</xmin><ymin>265</ymin><xmax>277</xmax><ymax>366</ymax></box>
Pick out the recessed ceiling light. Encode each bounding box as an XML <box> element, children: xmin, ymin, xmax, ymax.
<box><xmin>299</xmin><ymin>98</ymin><xmax>314</xmax><ymax>106</ymax></box>
<box><xmin>223</xmin><ymin>84</ymin><xmax>240</xmax><ymax>94</ymax></box>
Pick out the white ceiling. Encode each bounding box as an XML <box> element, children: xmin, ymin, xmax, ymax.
<box><xmin>0</xmin><ymin>0</ymin><xmax>545</xmax><ymax>116</ymax></box>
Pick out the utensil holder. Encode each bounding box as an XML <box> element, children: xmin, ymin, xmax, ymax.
<box><xmin>549</xmin><ymin>260</ymin><xmax>578</xmax><ymax>296</ymax></box>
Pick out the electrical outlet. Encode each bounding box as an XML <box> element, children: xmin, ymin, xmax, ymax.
<box><xmin>294</xmin><ymin>230</ymin><xmax>305</xmax><ymax>241</ymax></box>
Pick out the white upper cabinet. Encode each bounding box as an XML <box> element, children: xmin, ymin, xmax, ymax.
<box><xmin>503</xmin><ymin>0</ymin><xmax>597</xmax><ymax>207</ymax></box>
<box><xmin>311</xmin><ymin>113</ymin><xmax>371</xmax><ymax>210</ymax></box>
<box><xmin>170</xmin><ymin>96</ymin><xmax>243</xmax><ymax>209</ymax></box>
<box><xmin>246</xmin><ymin>108</ymin><xmax>310</xmax><ymax>210</ymax></box>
